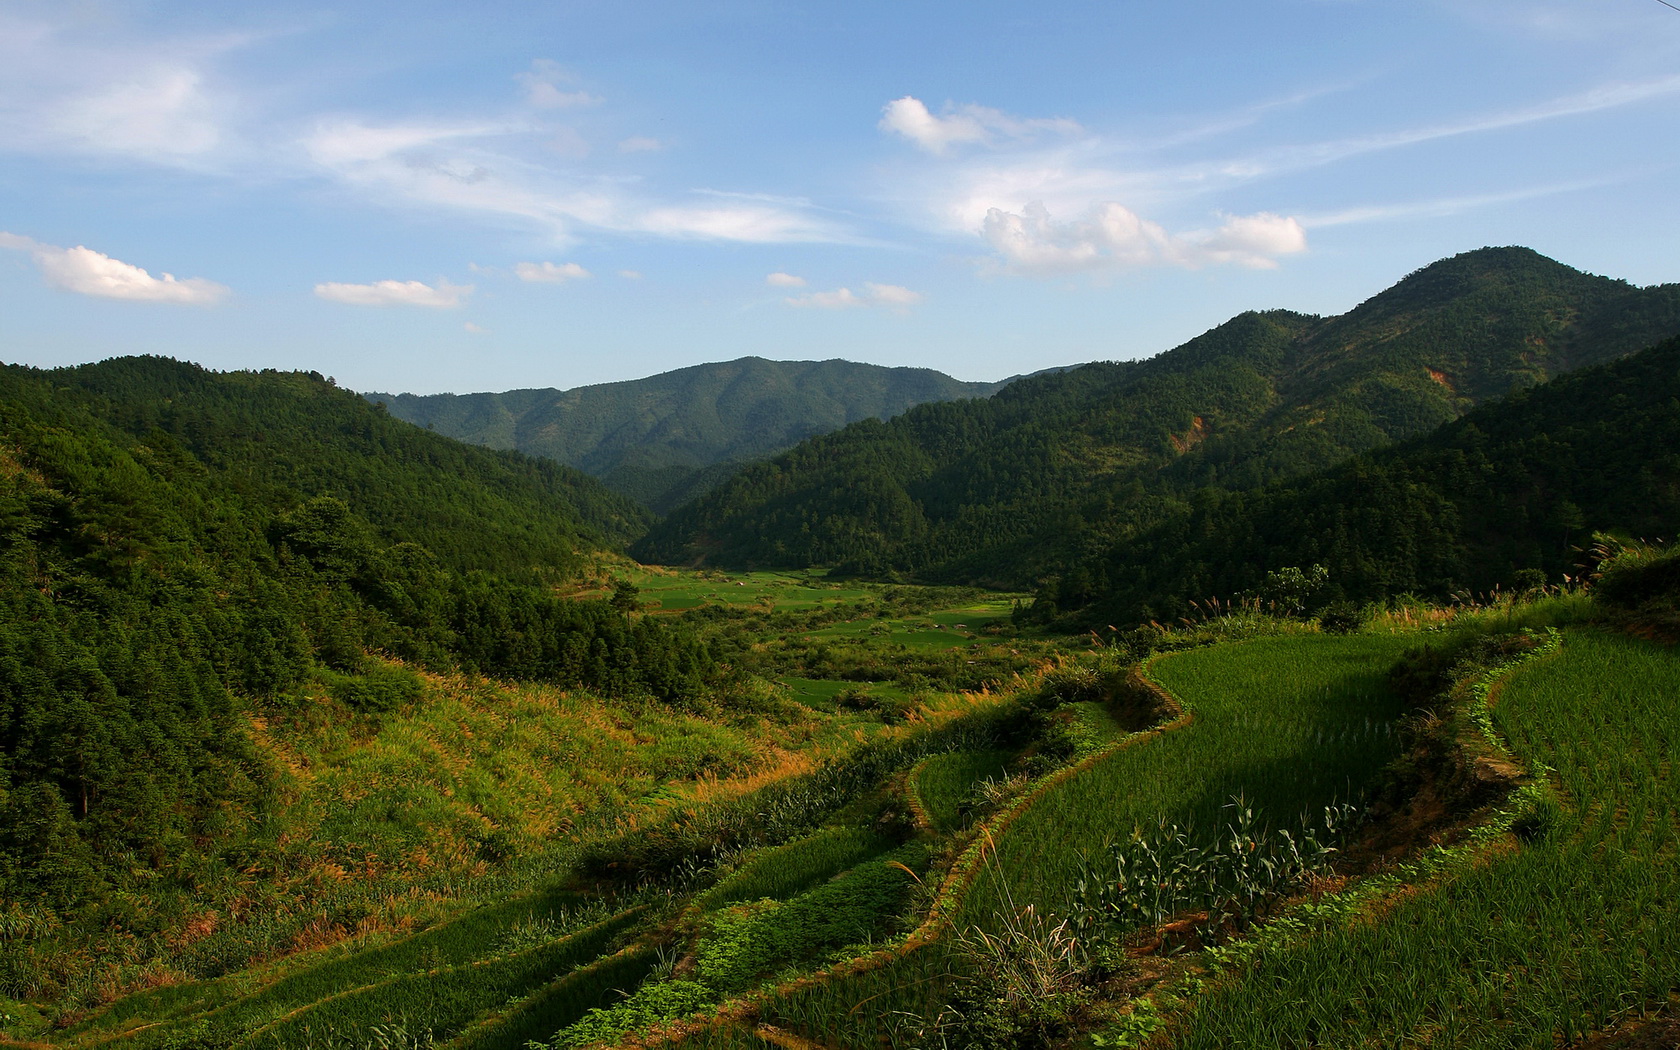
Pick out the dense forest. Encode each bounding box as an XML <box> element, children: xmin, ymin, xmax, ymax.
<box><xmin>1041</xmin><ymin>332</ymin><xmax>1680</xmax><ymax>624</ymax></box>
<box><xmin>635</xmin><ymin>248</ymin><xmax>1680</xmax><ymax>586</ymax></box>
<box><xmin>0</xmin><ymin>358</ymin><xmax>723</xmax><ymax>916</ymax></box>
<box><xmin>370</xmin><ymin>357</ymin><xmax>1014</xmax><ymax>514</ymax></box>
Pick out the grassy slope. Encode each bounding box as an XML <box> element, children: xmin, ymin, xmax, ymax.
<box><xmin>1167</xmin><ymin>628</ymin><xmax>1680</xmax><ymax>1047</ymax></box>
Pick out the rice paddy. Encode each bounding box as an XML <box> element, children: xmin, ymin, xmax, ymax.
<box><xmin>1160</xmin><ymin>628</ymin><xmax>1680</xmax><ymax>1048</ymax></box>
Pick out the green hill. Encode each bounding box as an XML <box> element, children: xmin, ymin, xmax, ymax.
<box><xmin>1053</xmin><ymin>331</ymin><xmax>1680</xmax><ymax>624</ymax></box>
<box><xmin>633</xmin><ymin>248</ymin><xmax>1680</xmax><ymax>584</ymax></box>
<box><xmin>0</xmin><ymin>356</ymin><xmax>717</xmax><ymax>920</ymax></box>
<box><xmin>367</xmin><ymin>357</ymin><xmax>1014</xmax><ymax>514</ymax></box>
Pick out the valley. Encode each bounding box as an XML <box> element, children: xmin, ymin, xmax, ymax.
<box><xmin>3</xmin><ymin>247</ymin><xmax>1680</xmax><ymax>1048</ymax></box>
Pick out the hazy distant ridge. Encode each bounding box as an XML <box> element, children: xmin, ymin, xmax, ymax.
<box><xmin>368</xmin><ymin>357</ymin><xmax>1015</xmax><ymax>513</ymax></box>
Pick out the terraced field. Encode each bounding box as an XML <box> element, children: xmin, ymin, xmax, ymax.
<box><xmin>20</xmin><ymin>589</ymin><xmax>1675</xmax><ymax>1050</ymax></box>
<box><xmin>726</xmin><ymin>633</ymin><xmax>1419</xmax><ymax>1048</ymax></box>
<box><xmin>1164</xmin><ymin>628</ymin><xmax>1680</xmax><ymax>1047</ymax></box>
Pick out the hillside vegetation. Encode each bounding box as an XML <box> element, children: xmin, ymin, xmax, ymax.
<box><xmin>0</xmin><ymin>357</ymin><xmax>719</xmax><ymax>952</ymax></box>
<box><xmin>370</xmin><ymin>358</ymin><xmax>1013</xmax><ymax>514</ymax></box>
<box><xmin>1049</xmin><ymin>331</ymin><xmax>1680</xmax><ymax>625</ymax></box>
<box><xmin>636</xmin><ymin>248</ymin><xmax>1680</xmax><ymax>586</ymax></box>
<box><xmin>5</xmin><ymin>247</ymin><xmax>1680</xmax><ymax>1050</ymax></box>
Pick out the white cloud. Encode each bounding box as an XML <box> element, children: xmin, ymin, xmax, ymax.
<box><xmin>765</xmin><ymin>271</ymin><xmax>806</xmax><ymax>287</ymax></box>
<box><xmin>515</xmin><ymin>60</ymin><xmax>600</xmax><ymax>109</ymax></box>
<box><xmin>617</xmin><ymin>269</ymin><xmax>643</xmax><ymax>279</ymax></box>
<box><xmin>515</xmin><ymin>261</ymin><xmax>590</xmax><ymax>283</ymax></box>
<box><xmin>788</xmin><ymin>288</ymin><xmax>865</xmax><ymax>309</ymax></box>
<box><xmin>618</xmin><ymin>136</ymin><xmax>661</xmax><ymax>153</ymax></box>
<box><xmin>863</xmin><ymin>282</ymin><xmax>923</xmax><ymax>307</ymax></box>
<box><xmin>314</xmin><ymin>278</ymin><xmax>472</xmax><ymax>308</ymax></box>
<box><xmin>785</xmin><ymin>282</ymin><xmax>923</xmax><ymax>310</ymax></box>
<box><xmin>979</xmin><ymin>202</ymin><xmax>1306</xmax><ymax>274</ymax></box>
<box><xmin>463</xmin><ymin>321</ymin><xmax>487</xmax><ymax>333</ymax></box>
<box><xmin>879</xmin><ymin>96</ymin><xmax>1080</xmax><ymax>154</ymax></box>
<box><xmin>302</xmin><ymin>119</ymin><xmax>848</xmax><ymax>245</ymax></box>
<box><xmin>634</xmin><ymin>204</ymin><xmax>840</xmax><ymax>242</ymax></box>
<box><xmin>0</xmin><ymin>12</ymin><xmax>248</xmax><ymax>167</ymax></box>
<box><xmin>52</xmin><ymin>66</ymin><xmax>222</xmax><ymax>159</ymax></box>
<box><xmin>0</xmin><ymin>232</ymin><xmax>228</xmax><ymax>304</ymax></box>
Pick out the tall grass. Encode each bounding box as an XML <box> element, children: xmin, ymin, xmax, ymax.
<box><xmin>1169</xmin><ymin>628</ymin><xmax>1680</xmax><ymax>1047</ymax></box>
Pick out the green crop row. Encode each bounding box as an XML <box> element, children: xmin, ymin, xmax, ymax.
<box><xmin>62</xmin><ymin>887</ymin><xmax>604</xmax><ymax>1042</ymax></box>
<box><xmin>907</xmin><ymin>750</ymin><xmax>1013</xmax><ymax>832</ymax></box>
<box><xmin>450</xmin><ymin>945</ymin><xmax>660</xmax><ymax>1050</ymax></box>
<box><xmin>232</xmin><ymin>908</ymin><xmax>644</xmax><ymax>1050</ymax></box>
<box><xmin>692</xmin><ymin>827</ymin><xmax>896</xmax><ymax>913</ymax></box>
<box><xmin>1166</xmin><ymin>628</ymin><xmax>1680</xmax><ymax>1047</ymax></box>
<box><xmin>747</xmin><ymin>633</ymin><xmax>1417</xmax><ymax>1044</ymax></box>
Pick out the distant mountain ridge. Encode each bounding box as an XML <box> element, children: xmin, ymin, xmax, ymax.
<box><xmin>633</xmin><ymin>247</ymin><xmax>1680</xmax><ymax>585</ymax></box>
<box><xmin>367</xmin><ymin>357</ymin><xmax>1017</xmax><ymax>513</ymax></box>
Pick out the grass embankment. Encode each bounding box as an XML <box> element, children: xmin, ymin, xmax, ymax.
<box><xmin>1164</xmin><ymin>628</ymin><xmax>1680</xmax><ymax>1047</ymax></box>
<box><xmin>748</xmin><ymin>632</ymin><xmax>1416</xmax><ymax>1047</ymax></box>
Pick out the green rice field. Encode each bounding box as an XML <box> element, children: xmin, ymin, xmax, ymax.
<box><xmin>1163</xmin><ymin>628</ymin><xmax>1680</xmax><ymax>1048</ymax></box>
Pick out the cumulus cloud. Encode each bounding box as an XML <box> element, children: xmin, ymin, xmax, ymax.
<box><xmin>617</xmin><ymin>269</ymin><xmax>643</xmax><ymax>279</ymax></box>
<box><xmin>765</xmin><ymin>271</ymin><xmax>806</xmax><ymax>287</ymax></box>
<box><xmin>463</xmin><ymin>321</ymin><xmax>487</xmax><ymax>333</ymax></box>
<box><xmin>515</xmin><ymin>60</ymin><xmax>600</xmax><ymax>109</ymax></box>
<box><xmin>0</xmin><ymin>232</ymin><xmax>228</xmax><ymax>304</ymax></box>
<box><xmin>980</xmin><ymin>202</ymin><xmax>1306</xmax><ymax>274</ymax></box>
<box><xmin>879</xmin><ymin>96</ymin><xmax>1080</xmax><ymax>154</ymax></box>
<box><xmin>785</xmin><ymin>282</ymin><xmax>923</xmax><ymax>311</ymax></box>
<box><xmin>313</xmin><ymin>278</ymin><xmax>472</xmax><ymax>308</ymax></box>
<box><xmin>515</xmin><ymin>261</ymin><xmax>590</xmax><ymax>283</ymax></box>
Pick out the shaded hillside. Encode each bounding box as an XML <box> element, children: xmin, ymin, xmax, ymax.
<box><xmin>1055</xmin><ymin>332</ymin><xmax>1680</xmax><ymax>624</ymax></box>
<box><xmin>0</xmin><ymin>356</ymin><xmax>717</xmax><ymax>917</ymax></box>
<box><xmin>634</xmin><ymin>248</ymin><xmax>1680</xmax><ymax>584</ymax></box>
<box><xmin>369</xmin><ymin>357</ymin><xmax>1012</xmax><ymax>514</ymax></box>
<box><xmin>57</xmin><ymin>356</ymin><xmax>650</xmax><ymax>565</ymax></box>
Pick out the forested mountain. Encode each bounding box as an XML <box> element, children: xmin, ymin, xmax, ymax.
<box><xmin>634</xmin><ymin>248</ymin><xmax>1680</xmax><ymax>584</ymax></box>
<box><xmin>368</xmin><ymin>357</ymin><xmax>1014</xmax><ymax>513</ymax></box>
<box><xmin>1048</xmin><ymin>332</ymin><xmax>1680</xmax><ymax>624</ymax></box>
<box><xmin>0</xmin><ymin>356</ymin><xmax>720</xmax><ymax>914</ymax></box>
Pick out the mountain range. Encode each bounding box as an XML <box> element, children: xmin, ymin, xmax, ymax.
<box><xmin>632</xmin><ymin>247</ymin><xmax>1680</xmax><ymax>589</ymax></box>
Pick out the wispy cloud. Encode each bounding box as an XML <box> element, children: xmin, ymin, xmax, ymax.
<box><xmin>888</xmin><ymin>72</ymin><xmax>1678</xmax><ymax>276</ymax></box>
<box><xmin>880</xmin><ymin>96</ymin><xmax>1080</xmax><ymax>154</ymax></box>
<box><xmin>786</xmin><ymin>282</ymin><xmax>923</xmax><ymax>310</ymax></box>
<box><xmin>765</xmin><ymin>271</ymin><xmax>806</xmax><ymax>287</ymax></box>
<box><xmin>314</xmin><ymin>278</ymin><xmax>472</xmax><ymax>308</ymax></box>
<box><xmin>515</xmin><ymin>60</ymin><xmax>600</xmax><ymax>110</ymax></box>
<box><xmin>1299</xmin><ymin>177</ymin><xmax>1620</xmax><ymax>228</ymax></box>
<box><xmin>300</xmin><ymin>118</ymin><xmax>848</xmax><ymax>245</ymax></box>
<box><xmin>515</xmin><ymin>260</ymin><xmax>590</xmax><ymax>282</ymax></box>
<box><xmin>0</xmin><ymin>12</ymin><xmax>246</xmax><ymax>167</ymax></box>
<box><xmin>1216</xmin><ymin>74</ymin><xmax>1680</xmax><ymax>181</ymax></box>
<box><xmin>0</xmin><ymin>232</ymin><xmax>229</xmax><ymax>303</ymax></box>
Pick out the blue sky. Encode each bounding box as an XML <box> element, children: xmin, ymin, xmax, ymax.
<box><xmin>2</xmin><ymin>0</ymin><xmax>1677</xmax><ymax>394</ymax></box>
